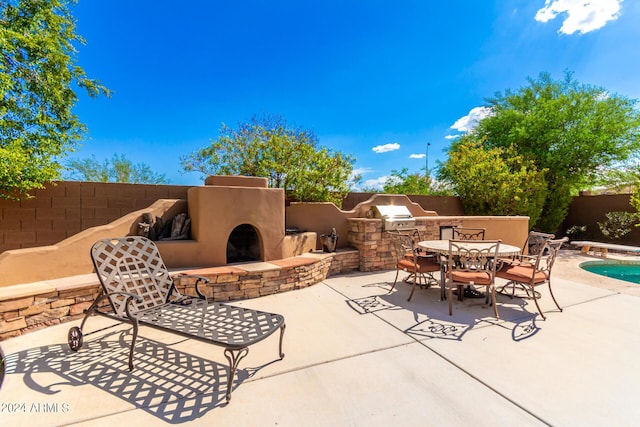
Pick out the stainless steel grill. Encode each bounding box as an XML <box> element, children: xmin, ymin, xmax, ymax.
<box><xmin>372</xmin><ymin>205</ymin><xmax>416</xmax><ymax>231</ymax></box>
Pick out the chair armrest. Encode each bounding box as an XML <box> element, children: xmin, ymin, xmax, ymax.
<box><xmin>101</xmin><ymin>290</ymin><xmax>144</xmax><ymax>318</ymax></box>
<box><xmin>101</xmin><ymin>290</ymin><xmax>144</xmax><ymax>304</ymax></box>
<box><xmin>516</xmin><ymin>254</ymin><xmax>537</xmax><ymax>262</ymax></box>
<box><xmin>176</xmin><ymin>274</ymin><xmax>211</xmax><ymax>300</ymax></box>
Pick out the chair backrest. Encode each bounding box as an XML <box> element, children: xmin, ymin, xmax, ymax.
<box><xmin>387</xmin><ymin>230</ymin><xmax>419</xmax><ymax>263</ymax></box>
<box><xmin>90</xmin><ymin>236</ymin><xmax>175</xmax><ymax>316</ymax></box>
<box><xmin>533</xmin><ymin>237</ymin><xmax>568</xmax><ymax>276</ymax></box>
<box><xmin>452</xmin><ymin>227</ymin><xmax>486</xmax><ymax>241</ymax></box>
<box><xmin>524</xmin><ymin>231</ymin><xmax>555</xmax><ymax>255</ymax></box>
<box><xmin>447</xmin><ymin>239</ymin><xmax>501</xmax><ymax>275</ymax></box>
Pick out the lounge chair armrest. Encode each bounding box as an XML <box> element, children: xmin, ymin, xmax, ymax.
<box><xmin>102</xmin><ymin>290</ymin><xmax>144</xmax><ymax>304</ymax></box>
<box><xmin>177</xmin><ymin>274</ymin><xmax>210</xmax><ymax>300</ymax></box>
<box><xmin>100</xmin><ymin>291</ymin><xmax>144</xmax><ymax>319</ymax></box>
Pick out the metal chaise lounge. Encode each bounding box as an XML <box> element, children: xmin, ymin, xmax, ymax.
<box><xmin>67</xmin><ymin>236</ymin><xmax>286</xmax><ymax>403</ymax></box>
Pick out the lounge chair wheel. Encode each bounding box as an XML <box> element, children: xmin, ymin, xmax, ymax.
<box><xmin>68</xmin><ymin>326</ymin><xmax>84</xmax><ymax>351</ymax></box>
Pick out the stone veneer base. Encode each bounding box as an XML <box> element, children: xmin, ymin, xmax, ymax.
<box><xmin>0</xmin><ymin>250</ymin><xmax>359</xmax><ymax>340</ymax></box>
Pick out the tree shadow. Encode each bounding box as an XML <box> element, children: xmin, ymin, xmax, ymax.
<box><xmin>3</xmin><ymin>329</ymin><xmax>276</xmax><ymax>424</ymax></box>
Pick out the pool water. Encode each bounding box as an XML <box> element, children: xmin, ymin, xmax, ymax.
<box><xmin>580</xmin><ymin>261</ymin><xmax>640</xmax><ymax>284</ymax></box>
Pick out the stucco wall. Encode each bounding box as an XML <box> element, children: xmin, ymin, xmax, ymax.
<box><xmin>285</xmin><ymin>194</ymin><xmax>439</xmax><ymax>250</ymax></box>
<box><xmin>342</xmin><ymin>193</ymin><xmax>464</xmax><ymax>215</ymax></box>
<box><xmin>0</xmin><ymin>182</ymin><xmax>530</xmax><ymax>286</ymax></box>
<box><xmin>0</xmin><ymin>200</ymin><xmax>187</xmax><ymax>286</ymax></box>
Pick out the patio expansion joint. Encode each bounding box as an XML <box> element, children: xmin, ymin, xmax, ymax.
<box><xmin>242</xmin><ymin>340</ymin><xmax>422</xmax><ymax>385</ymax></box>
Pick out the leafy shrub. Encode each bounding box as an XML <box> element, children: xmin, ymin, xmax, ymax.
<box><xmin>565</xmin><ymin>225</ymin><xmax>587</xmax><ymax>240</ymax></box>
<box><xmin>598</xmin><ymin>211</ymin><xmax>637</xmax><ymax>239</ymax></box>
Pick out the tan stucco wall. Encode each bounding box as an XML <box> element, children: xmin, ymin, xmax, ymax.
<box><xmin>456</xmin><ymin>216</ymin><xmax>530</xmax><ymax>248</ymax></box>
<box><xmin>0</xmin><ymin>185</ymin><xmax>530</xmax><ymax>286</ymax></box>
<box><xmin>0</xmin><ymin>199</ymin><xmax>187</xmax><ymax>286</ymax></box>
<box><xmin>204</xmin><ymin>175</ymin><xmax>268</xmax><ymax>188</ymax></box>
<box><xmin>348</xmin><ymin>194</ymin><xmax>438</xmax><ymax>218</ymax></box>
<box><xmin>285</xmin><ymin>194</ymin><xmax>439</xmax><ymax>250</ymax></box>
<box><xmin>186</xmin><ymin>184</ymin><xmax>286</xmax><ymax>265</ymax></box>
<box><xmin>286</xmin><ymin>202</ymin><xmax>351</xmax><ymax>250</ymax></box>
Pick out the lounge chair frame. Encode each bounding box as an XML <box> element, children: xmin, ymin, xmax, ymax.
<box><xmin>67</xmin><ymin>236</ymin><xmax>285</xmax><ymax>403</ymax></box>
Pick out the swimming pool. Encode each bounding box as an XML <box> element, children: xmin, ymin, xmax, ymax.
<box><xmin>580</xmin><ymin>260</ymin><xmax>640</xmax><ymax>284</ymax></box>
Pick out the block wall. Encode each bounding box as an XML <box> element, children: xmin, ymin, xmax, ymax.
<box><xmin>0</xmin><ymin>181</ymin><xmax>191</xmax><ymax>253</ymax></box>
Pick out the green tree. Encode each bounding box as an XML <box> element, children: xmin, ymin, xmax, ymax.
<box><xmin>0</xmin><ymin>0</ymin><xmax>109</xmax><ymax>199</ymax></box>
<box><xmin>438</xmin><ymin>136</ymin><xmax>547</xmax><ymax>226</ymax></box>
<box><xmin>383</xmin><ymin>168</ymin><xmax>432</xmax><ymax>195</ymax></box>
<box><xmin>628</xmin><ymin>167</ymin><xmax>640</xmax><ymax>218</ymax></box>
<box><xmin>181</xmin><ymin>114</ymin><xmax>356</xmax><ymax>205</ymax></box>
<box><xmin>64</xmin><ymin>154</ymin><xmax>169</xmax><ymax>184</ymax></box>
<box><xmin>587</xmin><ymin>156</ymin><xmax>640</xmax><ymax>194</ymax></box>
<box><xmin>476</xmin><ymin>71</ymin><xmax>640</xmax><ymax>231</ymax></box>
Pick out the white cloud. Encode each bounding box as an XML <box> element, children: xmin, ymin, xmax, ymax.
<box><xmin>535</xmin><ymin>0</ymin><xmax>623</xmax><ymax>35</ymax></box>
<box><xmin>351</xmin><ymin>167</ymin><xmax>373</xmax><ymax>176</ymax></box>
<box><xmin>364</xmin><ymin>176</ymin><xmax>389</xmax><ymax>189</ymax></box>
<box><xmin>409</xmin><ymin>153</ymin><xmax>426</xmax><ymax>159</ymax></box>
<box><xmin>445</xmin><ymin>134</ymin><xmax>460</xmax><ymax>140</ymax></box>
<box><xmin>372</xmin><ymin>143</ymin><xmax>400</xmax><ymax>153</ymax></box>
<box><xmin>450</xmin><ymin>106</ymin><xmax>494</xmax><ymax>133</ymax></box>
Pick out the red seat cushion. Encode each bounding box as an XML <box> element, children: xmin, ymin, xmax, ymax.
<box><xmin>450</xmin><ymin>271</ymin><xmax>491</xmax><ymax>285</ymax></box>
<box><xmin>497</xmin><ymin>265</ymin><xmax>547</xmax><ymax>284</ymax></box>
<box><xmin>398</xmin><ymin>258</ymin><xmax>440</xmax><ymax>272</ymax></box>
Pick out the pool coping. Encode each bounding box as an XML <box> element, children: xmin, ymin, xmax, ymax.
<box><xmin>554</xmin><ymin>250</ymin><xmax>640</xmax><ymax>298</ymax></box>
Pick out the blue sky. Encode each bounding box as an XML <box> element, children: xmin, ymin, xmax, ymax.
<box><xmin>70</xmin><ymin>0</ymin><xmax>640</xmax><ymax>187</ymax></box>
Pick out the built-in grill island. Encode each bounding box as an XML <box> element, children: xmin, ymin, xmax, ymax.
<box><xmin>372</xmin><ymin>205</ymin><xmax>416</xmax><ymax>231</ymax></box>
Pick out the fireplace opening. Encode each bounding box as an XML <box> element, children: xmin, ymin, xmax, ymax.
<box><xmin>227</xmin><ymin>224</ymin><xmax>262</xmax><ymax>264</ymax></box>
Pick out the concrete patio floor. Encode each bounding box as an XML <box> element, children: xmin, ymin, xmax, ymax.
<box><xmin>1</xmin><ymin>250</ymin><xmax>639</xmax><ymax>426</ymax></box>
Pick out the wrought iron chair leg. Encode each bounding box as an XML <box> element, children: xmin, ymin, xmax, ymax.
<box><xmin>128</xmin><ymin>319</ymin><xmax>139</xmax><ymax>371</ymax></box>
<box><xmin>389</xmin><ymin>269</ymin><xmax>400</xmax><ymax>294</ymax></box>
<box><xmin>224</xmin><ymin>347</ymin><xmax>249</xmax><ymax>403</ymax></box>
<box><xmin>548</xmin><ymin>280</ymin><xmax>563</xmax><ymax>312</ymax></box>
<box><xmin>407</xmin><ymin>269</ymin><xmax>418</xmax><ymax>301</ymax></box>
<box><xmin>123</xmin><ymin>296</ymin><xmax>141</xmax><ymax>371</ymax></box>
<box><xmin>531</xmin><ymin>288</ymin><xmax>546</xmax><ymax>321</ymax></box>
<box><xmin>278</xmin><ymin>323</ymin><xmax>286</xmax><ymax>359</ymax></box>
<box><xmin>491</xmin><ymin>287</ymin><xmax>499</xmax><ymax>319</ymax></box>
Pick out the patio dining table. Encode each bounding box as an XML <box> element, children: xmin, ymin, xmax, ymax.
<box><xmin>418</xmin><ymin>240</ymin><xmax>521</xmax><ymax>300</ymax></box>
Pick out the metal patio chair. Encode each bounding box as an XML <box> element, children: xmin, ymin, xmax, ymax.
<box><xmin>451</xmin><ymin>227</ymin><xmax>486</xmax><ymax>241</ymax></box>
<box><xmin>387</xmin><ymin>230</ymin><xmax>440</xmax><ymax>301</ymax></box>
<box><xmin>445</xmin><ymin>239</ymin><xmax>501</xmax><ymax>318</ymax></box>
<box><xmin>501</xmin><ymin>231</ymin><xmax>555</xmax><ymax>268</ymax></box>
<box><xmin>496</xmin><ymin>237</ymin><xmax>568</xmax><ymax>320</ymax></box>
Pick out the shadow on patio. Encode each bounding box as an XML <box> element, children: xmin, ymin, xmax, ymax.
<box><xmin>3</xmin><ymin>328</ymin><xmax>278</xmax><ymax>424</ymax></box>
<box><xmin>343</xmin><ymin>276</ymin><xmax>542</xmax><ymax>342</ymax></box>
